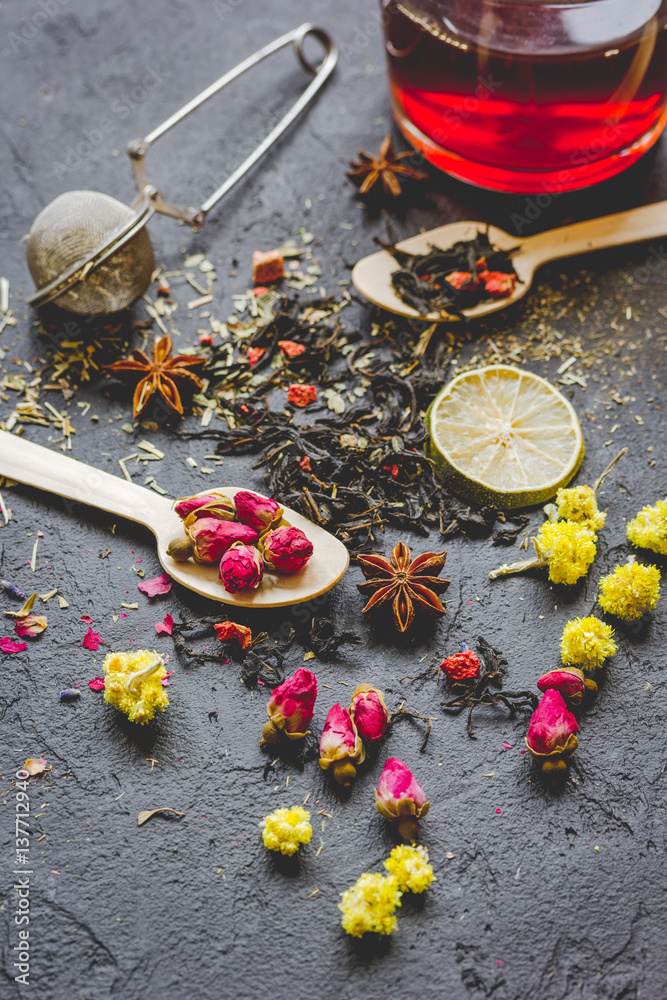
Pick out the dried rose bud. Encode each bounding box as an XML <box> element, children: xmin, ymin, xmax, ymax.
<box><xmin>319</xmin><ymin>703</ymin><xmax>365</xmax><ymax>786</ymax></box>
<box><xmin>375</xmin><ymin>757</ymin><xmax>429</xmax><ymax>842</ymax></box>
<box><xmin>536</xmin><ymin>667</ymin><xmax>586</xmax><ymax>706</ymax></box>
<box><xmin>234</xmin><ymin>490</ymin><xmax>283</xmax><ymax>533</ymax></box>
<box><xmin>525</xmin><ymin>689</ymin><xmax>579</xmax><ymax>775</ymax></box>
<box><xmin>260</xmin><ymin>525</ymin><xmax>313</xmax><ymax>574</ymax></box>
<box><xmin>262</xmin><ymin>668</ymin><xmax>318</xmax><ymax>745</ymax></box>
<box><xmin>188</xmin><ymin>518</ymin><xmax>258</xmax><ymax>564</ymax></box>
<box><xmin>219</xmin><ymin>542</ymin><xmax>264</xmax><ymax>593</ymax></box>
<box><xmin>174</xmin><ymin>493</ymin><xmax>219</xmax><ymax>518</ymax></box>
<box><xmin>350</xmin><ymin>684</ymin><xmax>389</xmax><ymax>744</ymax></box>
<box><xmin>184</xmin><ymin>502</ymin><xmax>237</xmax><ymax>525</ymax></box>
<box><xmin>440</xmin><ymin>648</ymin><xmax>481</xmax><ymax>683</ymax></box>
<box><xmin>173</xmin><ymin>492</ymin><xmax>235</xmax><ymax>520</ymax></box>
<box><xmin>166</xmin><ymin>535</ymin><xmax>195</xmax><ymax>562</ymax></box>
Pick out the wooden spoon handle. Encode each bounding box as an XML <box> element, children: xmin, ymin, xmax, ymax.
<box><xmin>522</xmin><ymin>200</ymin><xmax>667</xmax><ymax>268</ymax></box>
<box><xmin>0</xmin><ymin>431</ymin><xmax>171</xmax><ymax>529</ymax></box>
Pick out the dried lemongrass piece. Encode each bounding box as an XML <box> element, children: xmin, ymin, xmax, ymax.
<box><xmin>137</xmin><ymin>807</ymin><xmax>186</xmax><ymax>827</ymax></box>
<box><xmin>0</xmin><ymin>491</ymin><xmax>11</xmax><ymax>524</ymax></box>
<box><xmin>137</xmin><ymin>440</ymin><xmax>165</xmax><ymax>459</ymax></box>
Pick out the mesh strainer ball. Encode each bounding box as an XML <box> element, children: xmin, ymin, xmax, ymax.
<box><xmin>26</xmin><ymin>191</ymin><xmax>154</xmax><ymax>315</ymax></box>
<box><xmin>24</xmin><ymin>25</ymin><xmax>336</xmax><ymax>317</ymax></box>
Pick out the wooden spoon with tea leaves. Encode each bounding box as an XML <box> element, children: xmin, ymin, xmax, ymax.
<box><xmin>0</xmin><ymin>433</ymin><xmax>349</xmax><ymax>608</ymax></box>
<box><xmin>352</xmin><ymin>201</ymin><xmax>667</xmax><ymax>321</ymax></box>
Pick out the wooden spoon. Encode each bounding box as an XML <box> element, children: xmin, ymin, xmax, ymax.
<box><xmin>0</xmin><ymin>433</ymin><xmax>349</xmax><ymax>608</ymax></box>
<box><xmin>352</xmin><ymin>201</ymin><xmax>667</xmax><ymax>322</ymax></box>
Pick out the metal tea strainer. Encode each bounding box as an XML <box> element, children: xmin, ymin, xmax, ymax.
<box><xmin>26</xmin><ymin>23</ymin><xmax>337</xmax><ymax>316</ymax></box>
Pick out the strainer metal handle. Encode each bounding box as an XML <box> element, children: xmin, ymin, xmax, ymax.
<box><xmin>26</xmin><ymin>23</ymin><xmax>336</xmax><ymax>313</ymax></box>
<box><xmin>126</xmin><ymin>23</ymin><xmax>338</xmax><ymax>230</ymax></box>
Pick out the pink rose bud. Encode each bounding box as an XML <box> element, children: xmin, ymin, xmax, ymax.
<box><xmin>234</xmin><ymin>490</ymin><xmax>283</xmax><ymax>532</ymax></box>
<box><xmin>375</xmin><ymin>757</ymin><xmax>429</xmax><ymax>842</ymax></box>
<box><xmin>173</xmin><ymin>492</ymin><xmax>236</xmax><ymax>520</ymax></box>
<box><xmin>440</xmin><ymin>648</ymin><xmax>481</xmax><ymax>683</ymax></box>
<box><xmin>525</xmin><ymin>689</ymin><xmax>579</xmax><ymax>775</ymax></box>
<box><xmin>219</xmin><ymin>542</ymin><xmax>264</xmax><ymax>593</ymax></box>
<box><xmin>261</xmin><ymin>526</ymin><xmax>314</xmax><ymax>574</ymax></box>
<box><xmin>319</xmin><ymin>703</ymin><xmax>365</xmax><ymax>787</ymax></box>
<box><xmin>536</xmin><ymin>667</ymin><xmax>585</xmax><ymax>706</ymax></box>
<box><xmin>188</xmin><ymin>518</ymin><xmax>258</xmax><ymax>564</ymax></box>
<box><xmin>350</xmin><ymin>684</ymin><xmax>389</xmax><ymax>744</ymax></box>
<box><xmin>262</xmin><ymin>668</ymin><xmax>318</xmax><ymax>745</ymax></box>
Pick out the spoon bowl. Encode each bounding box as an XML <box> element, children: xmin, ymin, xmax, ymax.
<box><xmin>0</xmin><ymin>433</ymin><xmax>349</xmax><ymax>608</ymax></box>
<box><xmin>352</xmin><ymin>200</ymin><xmax>667</xmax><ymax>322</ymax></box>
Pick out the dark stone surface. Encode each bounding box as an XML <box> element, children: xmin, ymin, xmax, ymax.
<box><xmin>1</xmin><ymin>2</ymin><xmax>667</xmax><ymax>998</ymax></box>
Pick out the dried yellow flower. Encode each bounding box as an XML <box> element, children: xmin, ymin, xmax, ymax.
<box><xmin>598</xmin><ymin>562</ymin><xmax>661</xmax><ymax>620</ymax></box>
<box><xmin>560</xmin><ymin>616</ymin><xmax>617</xmax><ymax>671</ymax></box>
<box><xmin>103</xmin><ymin>649</ymin><xmax>168</xmax><ymax>724</ymax></box>
<box><xmin>339</xmin><ymin>872</ymin><xmax>402</xmax><ymax>937</ymax></box>
<box><xmin>384</xmin><ymin>844</ymin><xmax>434</xmax><ymax>893</ymax></box>
<box><xmin>627</xmin><ymin>500</ymin><xmax>667</xmax><ymax>555</ymax></box>
<box><xmin>261</xmin><ymin>806</ymin><xmax>311</xmax><ymax>855</ymax></box>
<box><xmin>555</xmin><ymin>485</ymin><xmax>606</xmax><ymax>532</ymax></box>
<box><xmin>535</xmin><ymin>521</ymin><xmax>597</xmax><ymax>585</ymax></box>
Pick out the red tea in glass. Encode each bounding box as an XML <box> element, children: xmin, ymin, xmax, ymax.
<box><xmin>382</xmin><ymin>0</ymin><xmax>667</xmax><ymax>192</ymax></box>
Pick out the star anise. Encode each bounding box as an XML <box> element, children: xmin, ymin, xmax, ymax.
<box><xmin>357</xmin><ymin>541</ymin><xmax>450</xmax><ymax>633</ymax></box>
<box><xmin>346</xmin><ymin>135</ymin><xmax>428</xmax><ymax>197</ymax></box>
<box><xmin>106</xmin><ymin>334</ymin><xmax>205</xmax><ymax>418</ymax></box>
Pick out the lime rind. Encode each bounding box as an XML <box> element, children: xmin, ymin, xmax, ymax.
<box><xmin>425</xmin><ymin>365</ymin><xmax>584</xmax><ymax>510</ymax></box>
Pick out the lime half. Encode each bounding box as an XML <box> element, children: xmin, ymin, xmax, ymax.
<box><xmin>425</xmin><ymin>364</ymin><xmax>584</xmax><ymax>509</ymax></box>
